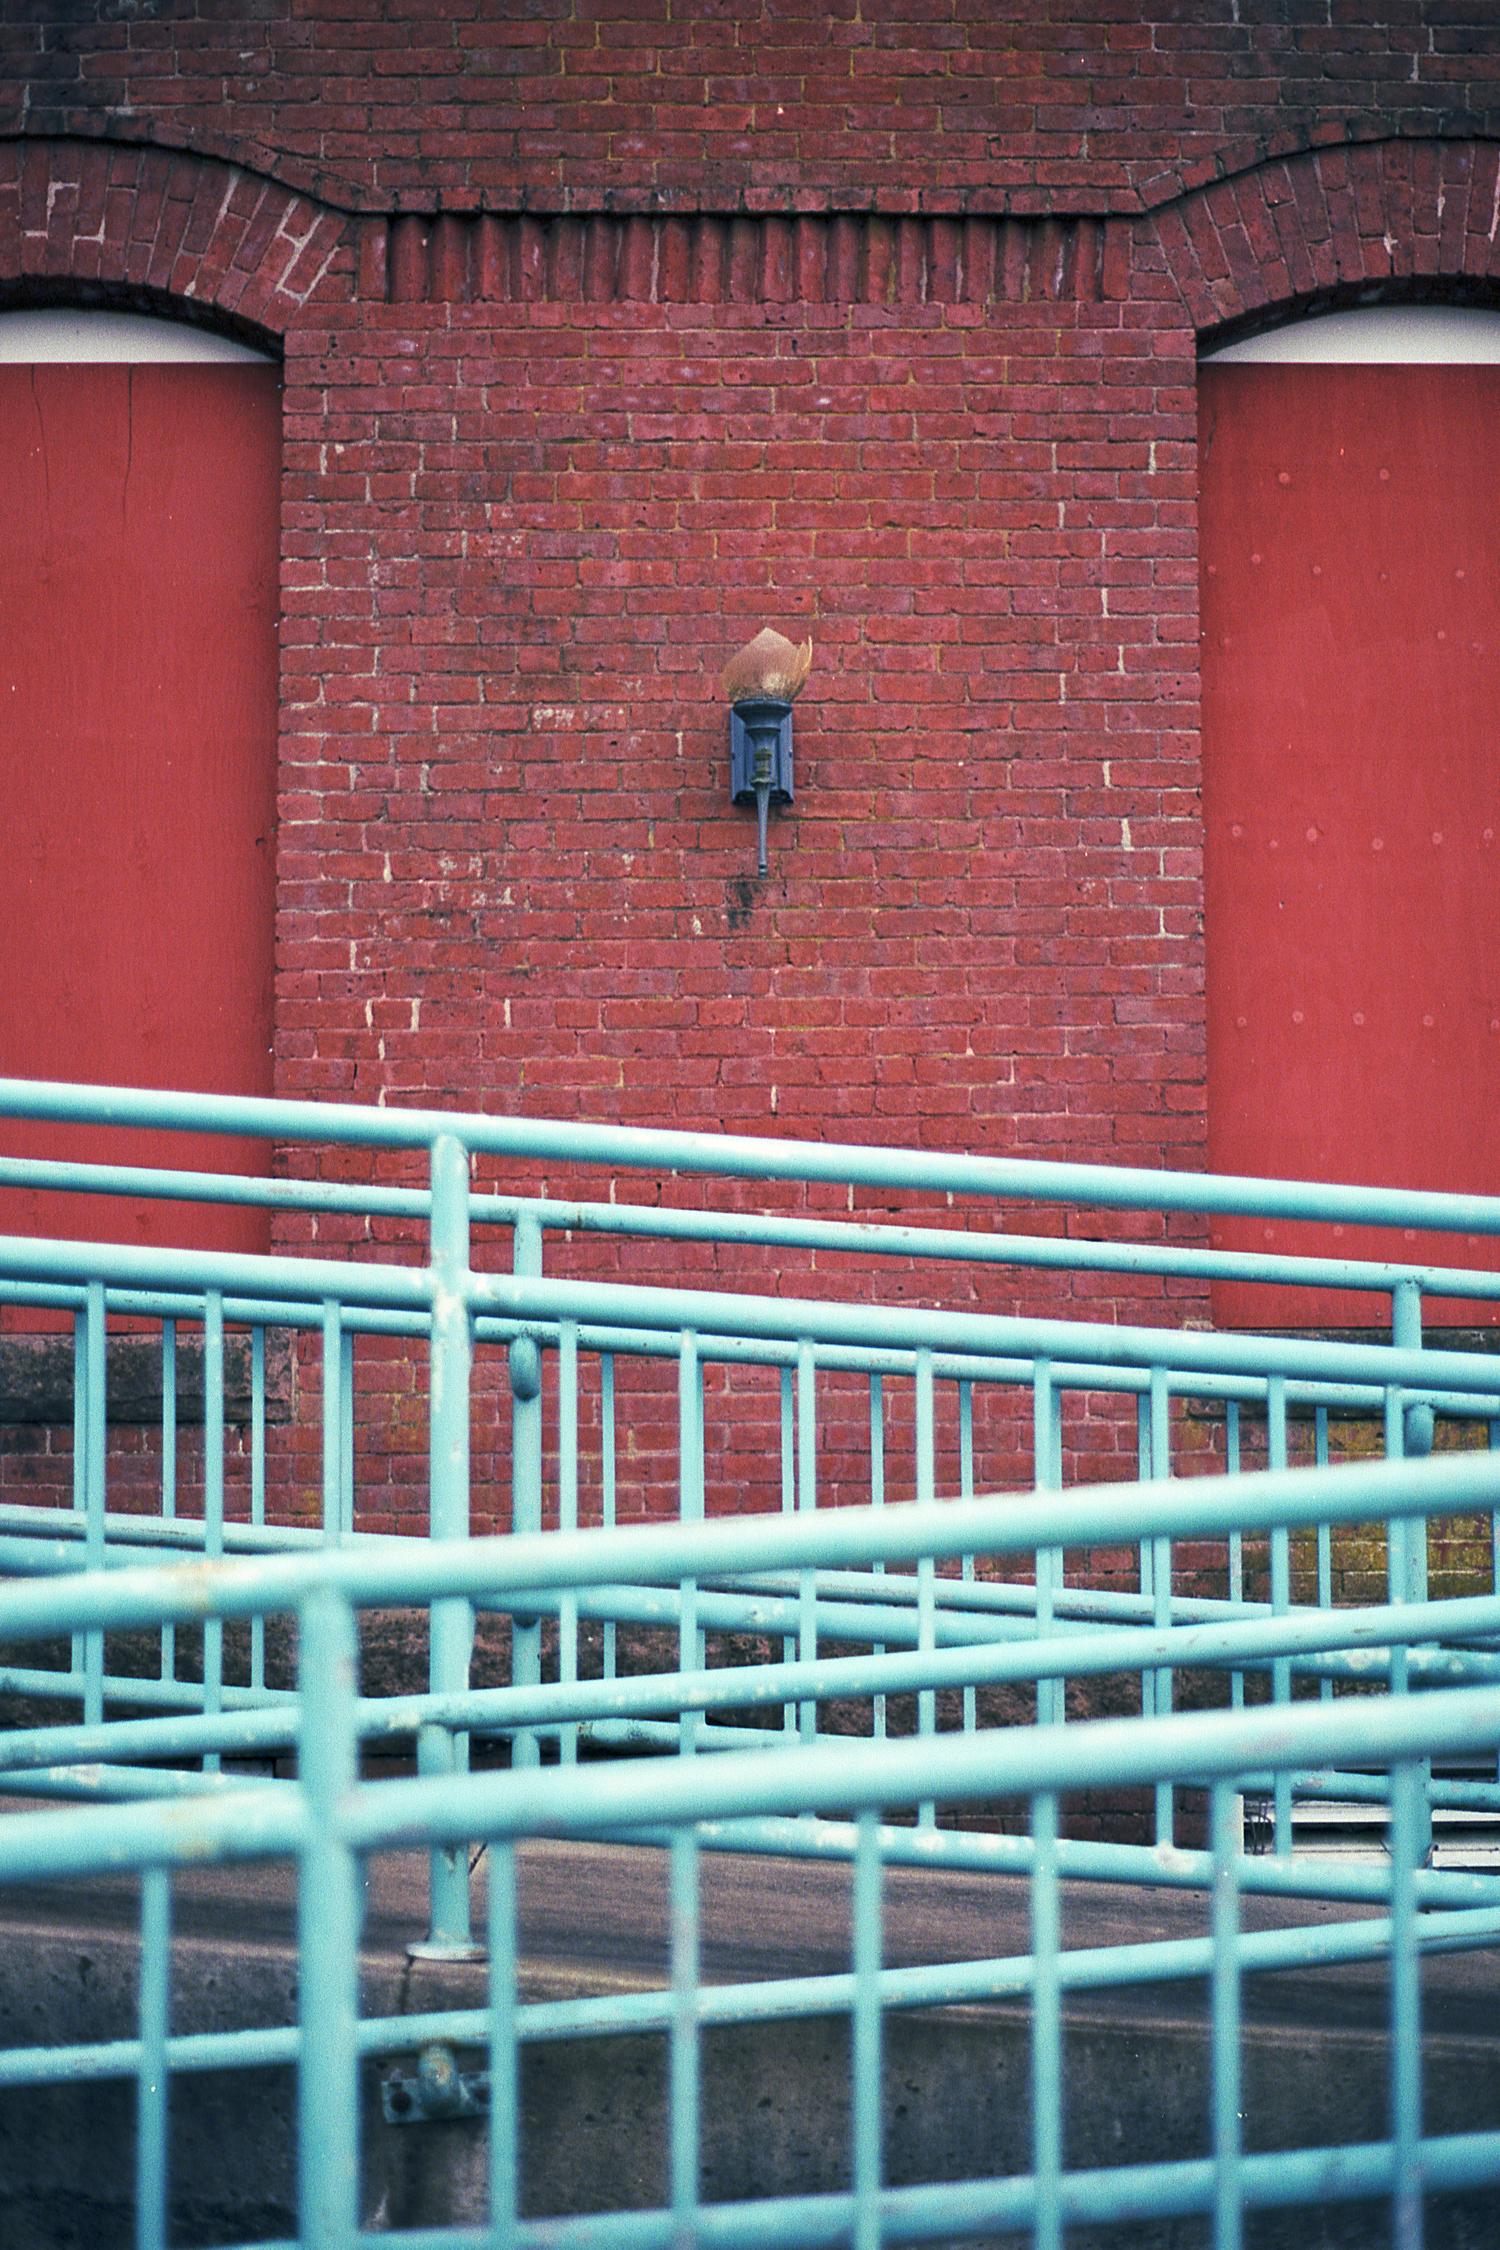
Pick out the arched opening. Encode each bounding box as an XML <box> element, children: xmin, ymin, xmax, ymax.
<box><xmin>0</xmin><ymin>309</ymin><xmax>280</xmax><ymax>1268</ymax></box>
<box><xmin>1199</xmin><ymin>306</ymin><xmax>1500</xmax><ymax>1324</ymax></box>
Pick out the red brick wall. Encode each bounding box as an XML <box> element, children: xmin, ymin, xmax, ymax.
<box><xmin>8</xmin><ymin>3</ymin><xmax>1500</xmax><ymax>213</ymax></box>
<box><xmin>4</xmin><ymin>12</ymin><xmax>1500</xmax><ymax>1531</ymax></box>
<box><xmin>277</xmin><ymin>276</ymin><xmax>1201</xmax><ymax>1163</ymax></box>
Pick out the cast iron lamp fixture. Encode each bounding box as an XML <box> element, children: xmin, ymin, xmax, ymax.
<box><xmin>721</xmin><ymin>628</ymin><xmax>813</xmax><ymax>877</ymax></box>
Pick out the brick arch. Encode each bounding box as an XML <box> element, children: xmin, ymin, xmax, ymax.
<box><xmin>1148</xmin><ymin>138</ymin><xmax>1500</xmax><ymax>341</ymax></box>
<box><xmin>0</xmin><ymin>137</ymin><xmax>354</xmax><ymax>338</ymax></box>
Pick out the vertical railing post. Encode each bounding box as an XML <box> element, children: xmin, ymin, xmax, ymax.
<box><xmin>558</xmin><ymin>1319</ymin><xmax>580</xmax><ymax>1764</ymax></box>
<box><xmin>509</xmin><ymin>1211</ymin><xmax>545</xmax><ymax>1773</ymax></box>
<box><xmin>1391</xmin><ymin>1280</ymin><xmax>1430</xmax><ymax>1601</ymax></box>
<box><xmin>1031</xmin><ymin>1788</ymin><xmax>1062</xmax><ymax>2250</ymax></box>
<box><xmin>1388</xmin><ymin>1279</ymin><xmax>1434</xmax><ymax>1868</ymax></box>
<box><xmin>796</xmin><ymin>1339</ymin><xmax>819</xmax><ymax>1748</ymax></box>
<box><xmin>1314</xmin><ymin>1404</ymin><xmax>1332</xmax><ymax>1705</ymax></box>
<box><xmin>1209</xmin><ymin>1780</ymin><xmax>1243</xmax><ymax>2250</ymax></box>
<box><xmin>781</xmin><ymin>1364</ymin><xmax>797</xmax><ymax>1737</ymax></box>
<box><xmin>136</xmin><ymin>1865</ymin><xmax>171</xmax><ymax>2250</ymax></box>
<box><xmin>1148</xmin><ymin>1366</ymin><xmax>1174</xmax><ymax>1846</ymax></box>
<box><xmin>321</xmin><ymin>1300</ymin><xmax>345</xmax><ymax>1546</ymax></box>
<box><xmin>1033</xmin><ymin>1359</ymin><xmax>1063</xmax><ymax>1729</ymax></box>
<box><xmin>83</xmin><ymin>1279</ymin><xmax>106</xmax><ymax>1728</ymax></box>
<box><xmin>958</xmin><ymin>1377</ymin><xmax>976</xmax><ymax>1737</ymax></box>
<box><xmin>297</xmin><ymin>1583</ymin><xmax>364</xmax><ymax>2246</ymax></box>
<box><xmin>249</xmin><ymin>1323</ymin><xmax>266</xmax><ymax>1695</ymax></box>
<box><xmin>411</xmin><ymin>1132</ymin><xmax>481</xmax><ymax>1960</ymax></box>
<box><xmin>203</xmin><ymin>1293</ymin><xmax>225</xmax><ymax>1772</ymax></box>
<box><xmin>1388</xmin><ymin>1757</ymin><xmax>1425</xmax><ymax>2250</ymax></box>
<box><xmin>600</xmin><ymin>1351</ymin><xmax>618</xmax><ymax>1684</ymax></box>
<box><xmin>913</xmin><ymin>1348</ymin><xmax>938</xmax><ymax>1830</ymax></box>
<box><xmin>70</xmin><ymin>1300</ymin><xmax>89</xmax><ymax>1698</ymax></box>
<box><xmin>678</xmin><ymin>1329</ymin><xmax>704</xmax><ymax>1755</ymax></box>
<box><xmin>1266</xmin><ymin>1375</ymin><xmax>1291</xmax><ymax>1855</ymax></box>
<box><xmin>162</xmin><ymin>1317</ymin><xmax>178</xmax><ymax>1692</ymax></box>
<box><xmin>668</xmin><ymin>1827</ymin><xmax>702</xmax><ymax>2241</ymax></box>
<box><xmin>868</xmin><ymin>1372</ymin><xmax>887</xmax><ymax>1743</ymax></box>
<box><xmin>850</xmin><ymin>1809</ymin><xmax>884</xmax><ymax>2250</ymax></box>
<box><xmin>487</xmin><ymin>1840</ymin><xmax>521</xmax><ymax>2239</ymax></box>
<box><xmin>914</xmin><ymin>1347</ymin><xmax>936</xmax><ymax>1771</ymax></box>
<box><xmin>1225</xmin><ymin>1400</ymin><xmax>1244</xmax><ymax>1714</ymax></box>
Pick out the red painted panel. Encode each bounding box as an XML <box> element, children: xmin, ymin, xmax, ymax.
<box><xmin>0</xmin><ymin>362</ymin><xmax>278</xmax><ymax>1268</ymax></box>
<box><xmin>1201</xmin><ymin>362</ymin><xmax>1500</xmax><ymax>1325</ymax></box>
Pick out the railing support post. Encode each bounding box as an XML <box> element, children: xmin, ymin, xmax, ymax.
<box><xmin>411</xmin><ymin>1132</ymin><xmax>482</xmax><ymax>1961</ymax></box>
<box><xmin>82</xmin><ymin>1280</ymin><xmax>106</xmax><ymax>1728</ymax></box>
<box><xmin>1388</xmin><ymin>1279</ymin><xmax>1435</xmax><ymax>1869</ymax></box>
<box><xmin>297</xmin><ymin>1583</ymin><xmax>364</xmax><ymax>2244</ymax></box>
<box><xmin>509</xmin><ymin>1212</ymin><xmax>545</xmax><ymax>1771</ymax></box>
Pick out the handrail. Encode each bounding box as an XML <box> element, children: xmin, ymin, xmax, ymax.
<box><xmin>4</xmin><ymin>1080</ymin><xmax>1500</xmax><ymax>2241</ymax></box>
<box><xmin>3</xmin><ymin>1230</ymin><xmax>1499</xmax><ymax>1403</ymax></box>
<box><xmin>6</xmin><ymin>1151</ymin><xmax>1500</xmax><ymax>1304</ymax></box>
<box><xmin>4</xmin><ymin>1072</ymin><xmax>1500</xmax><ymax>1235</ymax></box>
<box><xmin>2</xmin><ymin>1448</ymin><xmax>1497</xmax><ymax>1640</ymax></box>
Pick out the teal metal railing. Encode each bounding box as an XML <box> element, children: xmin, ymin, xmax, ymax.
<box><xmin>3</xmin><ymin>1080</ymin><xmax>1500</xmax><ymax>2242</ymax></box>
<box><xmin>3</xmin><ymin>1461</ymin><xmax>1500</xmax><ymax>2245</ymax></box>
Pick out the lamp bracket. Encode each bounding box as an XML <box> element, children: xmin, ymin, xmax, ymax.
<box><xmin>729</xmin><ymin>698</ymin><xmax>795</xmax><ymax>805</ymax></box>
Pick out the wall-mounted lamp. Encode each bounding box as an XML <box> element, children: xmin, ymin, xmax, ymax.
<box><xmin>721</xmin><ymin>629</ymin><xmax>813</xmax><ymax>877</ymax></box>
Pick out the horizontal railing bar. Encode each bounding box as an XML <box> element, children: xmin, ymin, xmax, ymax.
<box><xmin>565</xmin><ymin>1592</ymin><xmax>1500</xmax><ymax>1703</ymax></box>
<box><xmin>1420</xmin><ymin>1776</ymin><xmax>1500</xmax><ymax>1809</ymax></box>
<box><xmin>530</xmin><ymin>1201</ymin><xmax>1500</xmax><ymax>1300</ymax></box>
<box><xmin>0</xmin><ymin>1535</ymin><xmax>1290</xmax><ymax>1653</ymax></box>
<box><xmin>0</xmin><ymin>1507</ymin><xmax>411</xmax><ymax>1557</ymax></box>
<box><xmin>0</xmin><ymin>2020</ymin><xmax>300</xmax><ymax>2089</ymax></box>
<box><xmin>494</xmin><ymin>1578</ymin><xmax>1500</xmax><ymax>1678</ymax></box>
<box><xmin>477</xmin><ymin>1323</ymin><xmax>1496</xmax><ymax>1412</ymax></box>
<box><xmin>0</xmin><ymin>1522</ymin><xmax>1315</xmax><ymax>1636</ymax></box>
<box><xmin>707</xmin><ymin>1570</ymin><xmax>1303</xmax><ymax>1626</ymax></box>
<box><xmin>9</xmin><ymin>1152</ymin><xmax>1500</xmax><ymax>1306</ymax></box>
<box><xmin>689</xmin><ymin>1811</ymin><xmax>1500</xmax><ymax>1907</ymax></box>
<box><xmin>477</xmin><ymin>1586</ymin><xmax>1500</xmax><ymax>1717</ymax></box>
<box><xmin>2</xmin><ymin>1449</ymin><xmax>1498</xmax><ymax>1642</ymax></box>
<box><xmin>490</xmin><ymin>1335</ymin><xmax>1499</xmax><ymax>1413</ymax></box>
<box><xmin>3</xmin><ymin>1900</ymin><xmax>1494</xmax><ymax>2094</ymax></box>
<box><xmin>5</xmin><ymin>1545</ymin><xmax>1266</xmax><ymax>1637</ymax></box>
<box><xmin>6</xmin><ymin>1283</ymin><xmax>1492</xmax><ymax>1415</ymax></box>
<box><xmin>1239</xmin><ymin>1767</ymin><xmax>1500</xmax><ymax>1811</ymax></box>
<box><xmin>465</xmin><ymin>1268</ymin><xmax>1500</xmax><ymax>1395</ymax></box>
<box><xmin>387</xmin><ymin>1896</ymin><xmax>1500</xmax><ymax>2048</ymax></box>
<box><xmin>530</xmin><ymin>1715</ymin><xmax>795</xmax><ymax>1753</ymax></box>
<box><xmin>0</xmin><ymin>1156</ymin><xmax>429</xmax><ymax>1220</ymax></box>
<box><xmin>12</xmin><ymin>1228</ymin><xmax>1498</xmax><ymax>1394</ymax></box>
<box><xmin>2</xmin><ymin>1679</ymin><xmax>1499</xmax><ymax>1888</ymax></box>
<box><xmin>5</xmin><ymin>1276</ymin><xmax>1499</xmax><ymax>1422</ymax></box>
<box><xmin>8</xmin><ymin>1072</ymin><xmax>1500</xmax><ymax>1237</ymax></box>
<box><xmin>345</xmin><ymin>1685</ymin><xmax>1500</xmax><ymax>1854</ymax></box>
<box><xmin>0</xmin><ymin>1667</ymin><xmax>298</xmax><ymax>1714</ymax></box>
<box><xmin>11</xmin><ymin>1593</ymin><xmax>1500</xmax><ymax>1782</ymax></box>
<box><xmin>0</xmin><ymin>1706</ymin><xmax>295</xmax><ymax>1769</ymax></box>
<box><xmin>5</xmin><ymin>1586</ymin><xmax>1492</xmax><ymax>1775</ymax></box>
<box><xmin>3</xmin><ymin>1763</ymin><xmax>276</xmax><ymax>1801</ymax></box>
<box><xmin>0</xmin><ymin>1231</ymin><xmax>432</xmax><ymax>1310</ymax></box>
<box><xmin>351</xmin><ymin>2129</ymin><xmax>1500</xmax><ymax>2247</ymax></box>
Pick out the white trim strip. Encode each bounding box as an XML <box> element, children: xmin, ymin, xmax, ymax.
<box><xmin>0</xmin><ymin>310</ymin><xmax>273</xmax><ymax>365</ymax></box>
<box><xmin>1204</xmin><ymin>306</ymin><xmax>1500</xmax><ymax>365</ymax></box>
